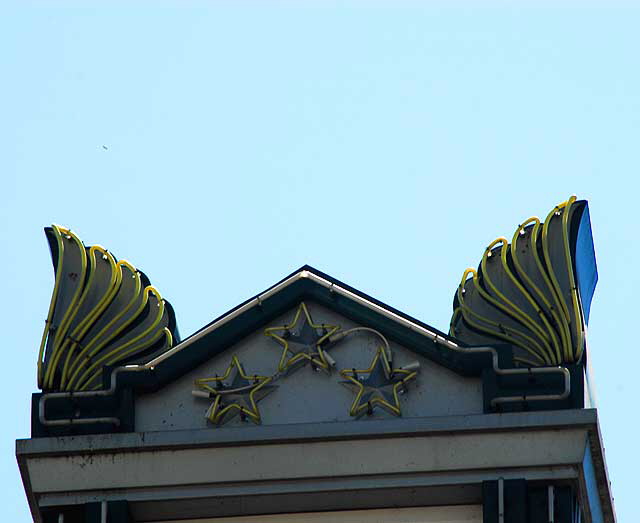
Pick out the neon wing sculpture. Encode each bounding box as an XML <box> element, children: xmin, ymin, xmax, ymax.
<box><xmin>37</xmin><ymin>225</ymin><xmax>180</xmax><ymax>392</ymax></box>
<box><xmin>450</xmin><ymin>196</ymin><xmax>597</xmax><ymax>366</ymax></box>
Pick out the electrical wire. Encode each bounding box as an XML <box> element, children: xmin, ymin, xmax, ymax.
<box><xmin>328</xmin><ymin>327</ymin><xmax>392</xmax><ymax>361</ymax></box>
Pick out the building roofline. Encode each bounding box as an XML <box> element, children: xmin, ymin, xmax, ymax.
<box><xmin>31</xmin><ymin>265</ymin><xmax>582</xmax><ymax>439</ymax></box>
<box><xmin>148</xmin><ymin>265</ymin><xmax>462</xmax><ymax>370</ymax></box>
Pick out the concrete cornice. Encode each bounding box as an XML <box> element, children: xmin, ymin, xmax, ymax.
<box><xmin>18</xmin><ymin>408</ymin><xmax>598</xmax><ymax>456</ymax></box>
<box><xmin>17</xmin><ymin>408</ymin><xmax>614</xmax><ymax>523</ymax></box>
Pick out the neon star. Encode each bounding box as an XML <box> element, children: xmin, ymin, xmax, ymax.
<box><xmin>194</xmin><ymin>356</ymin><xmax>275</xmax><ymax>425</ymax></box>
<box><xmin>340</xmin><ymin>347</ymin><xmax>418</xmax><ymax>418</ymax></box>
<box><xmin>264</xmin><ymin>302</ymin><xmax>340</xmax><ymax>374</ymax></box>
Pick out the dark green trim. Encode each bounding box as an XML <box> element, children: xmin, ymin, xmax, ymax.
<box><xmin>527</xmin><ymin>485</ymin><xmax>579</xmax><ymax>523</ymax></box>
<box><xmin>484</xmin><ymin>479</ymin><xmax>583</xmax><ymax>523</ymax></box>
<box><xmin>40</xmin><ymin>500</ymin><xmax>130</xmax><ymax>523</ymax></box>
<box><xmin>32</xmin><ymin>388</ymin><xmax>135</xmax><ymax>438</ymax></box>
<box><xmin>42</xmin><ymin>506</ymin><xmax>83</xmax><ymax>523</ymax></box>
<box><xmin>85</xmin><ymin>501</ymin><xmax>130</xmax><ymax>523</ymax></box>
<box><xmin>483</xmin><ymin>479</ymin><xmax>527</xmax><ymax>523</ymax></box>
<box><xmin>483</xmin><ymin>363</ymin><xmax>584</xmax><ymax>413</ymax></box>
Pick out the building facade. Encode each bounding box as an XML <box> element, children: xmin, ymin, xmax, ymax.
<box><xmin>17</xmin><ymin>198</ymin><xmax>614</xmax><ymax>523</ymax></box>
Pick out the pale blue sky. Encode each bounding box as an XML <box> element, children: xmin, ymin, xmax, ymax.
<box><xmin>2</xmin><ymin>3</ymin><xmax>639</xmax><ymax>521</ymax></box>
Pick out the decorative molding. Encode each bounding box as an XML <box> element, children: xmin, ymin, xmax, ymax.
<box><xmin>37</xmin><ymin>225</ymin><xmax>179</xmax><ymax>392</ymax></box>
<box><xmin>450</xmin><ymin>196</ymin><xmax>597</xmax><ymax>367</ymax></box>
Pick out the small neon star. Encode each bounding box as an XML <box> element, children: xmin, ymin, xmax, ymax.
<box><xmin>340</xmin><ymin>347</ymin><xmax>418</xmax><ymax>418</ymax></box>
<box><xmin>264</xmin><ymin>302</ymin><xmax>340</xmax><ymax>374</ymax></box>
<box><xmin>194</xmin><ymin>356</ymin><xmax>275</xmax><ymax>425</ymax></box>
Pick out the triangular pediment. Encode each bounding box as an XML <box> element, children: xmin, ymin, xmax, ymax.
<box><xmin>139</xmin><ymin>265</ymin><xmax>488</xmax><ymax>383</ymax></box>
<box><xmin>135</xmin><ymin>299</ymin><xmax>484</xmax><ymax>431</ymax></box>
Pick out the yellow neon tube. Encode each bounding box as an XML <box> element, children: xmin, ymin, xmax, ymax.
<box><xmin>74</xmin><ymin>286</ymin><xmax>165</xmax><ymax>390</ymax></box>
<box><xmin>37</xmin><ymin>224</ymin><xmax>65</xmax><ymax>388</ymax></box>
<box><xmin>264</xmin><ymin>302</ymin><xmax>339</xmax><ymax>373</ymax></box>
<box><xmin>83</xmin><ymin>328</ymin><xmax>172</xmax><ymax>391</ymax></box>
<box><xmin>541</xmin><ymin>199</ymin><xmax>572</xmax><ymax>323</ymax></box>
<box><xmin>475</xmin><ymin>252</ymin><xmax>555</xmax><ymax>363</ymax></box>
<box><xmin>456</xmin><ymin>270</ymin><xmax>550</xmax><ymax>364</ymax></box>
<box><xmin>194</xmin><ymin>355</ymin><xmax>273</xmax><ymax>424</ymax></box>
<box><xmin>64</xmin><ymin>260</ymin><xmax>143</xmax><ymax>390</ymax></box>
<box><xmin>339</xmin><ymin>347</ymin><xmax>417</xmax><ymax>417</ymax></box>
<box><xmin>44</xmin><ymin>227</ymin><xmax>88</xmax><ymax>389</ymax></box>
<box><xmin>511</xmin><ymin>218</ymin><xmax>571</xmax><ymax>362</ymax></box>
<box><xmin>497</xmin><ymin>238</ymin><xmax>562</xmax><ymax>364</ymax></box>
<box><xmin>481</xmin><ymin>238</ymin><xmax>554</xmax><ymax>352</ymax></box>
<box><xmin>530</xmin><ymin>218</ymin><xmax>574</xmax><ymax>362</ymax></box>
<box><xmin>450</xmin><ymin>307</ymin><xmax>546</xmax><ymax>366</ymax></box>
<box><xmin>561</xmin><ymin>196</ymin><xmax>586</xmax><ymax>361</ymax></box>
<box><xmin>59</xmin><ymin>247</ymin><xmax>121</xmax><ymax>389</ymax></box>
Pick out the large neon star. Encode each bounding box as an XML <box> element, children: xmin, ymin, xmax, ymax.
<box><xmin>340</xmin><ymin>347</ymin><xmax>418</xmax><ymax>418</ymax></box>
<box><xmin>194</xmin><ymin>356</ymin><xmax>275</xmax><ymax>425</ymax></box>
<box><xmin>264</xmin><ymin>302</ymin><xmax>340</xmax><ymax>374</ymax></box>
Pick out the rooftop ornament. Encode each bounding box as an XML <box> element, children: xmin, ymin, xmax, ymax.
<box><xmin>36</xmin><ymin>225</ymin><xmax>179</xmax><ymax>392</ymax></box>
<box><xmin>450</xmin><ymin>196</ymin><xmax>598</xmax><ymax>367</ymax></box>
